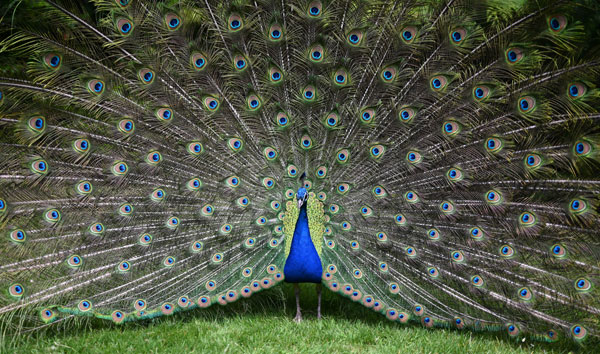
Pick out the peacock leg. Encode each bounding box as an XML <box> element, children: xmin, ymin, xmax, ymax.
<box><xmin>316</xmin><ymin>283</ymin><xmax>322</xmax><ymax>320</ymax></box>
<box><xmin>294</xmin><ymin>284</ymin><xmax>302</xmax><ymax>322</ymax></box>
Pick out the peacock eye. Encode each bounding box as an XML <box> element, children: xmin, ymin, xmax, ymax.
<box><xmin>505</xmin><ymin>47</ymin><xmax>523</xmax><ymax>64</ymax></box>
<box><xmin>310</xmin><ymin>47</ymin><xmax>323</xmax><ymax>61</ymax></box>
<box><xmin>401</xmin><ymin>26</ymin><xmax>417</xmax><ymax>43</ymax></box>
<box><xmin>156</xmin><ymin>108</ymin><xmax>173</xmax><ymax>121</ymax></box>
<box><xmin>165</xmin><ymin>14</ymin><xmax>181</xmax><ymax>30</ymax></box>
<box><xmin>485</xmin><ymin>137</ymin><xmax>503</xmax><ymax>153</ymax></box>
<box><xmin>347</xmin><ymin>30</ymin><xmax>363</xmax><ymax>46</ymax></box>
<box><xmin>380</xmin><ymin>67</ymin><xmax>397</xmax><ymax>82</ymax></box>
<box><xmin>307</xmin><ymin>1</ymin><xmax>322</xmax><ymax>17</ymax></box>
<box><xmin>269</xmin><ymin>67</ymin><xmax>283</xmax><ymax>83</ymax></box>
<box><xmin>45</xmin><ymin>54</ymin><xmax>62</xmax><ymax>69</ymax></box>
<box><xmin>138</xmin><ymin>68</ymin><xmax>154</xmax><ymax>84</ymax></box>
<box><xmin>430</xmin><ymin>75</ymin><xmax>448</xmax><ymax>91</ymax></box>
<box><xmin>247</xmin><ymin>94</ymin><xmax>261</xmax><ymax>110</ymax></box>
<box><xmin>399</xmin><ymin>107</ymin><xmax>416</xmax><ymax>122</ymax></box>
<box><xmin>28</xmin><ymin>116</ymin><xmax>46</xmax><ymax>133</ymax></box>
<box><xmin>276</xmin><ymin>112</ymin><xmax>289</xmax><ymax>127</ymax></box>
<box><xmin>116</xmin><ymin>19</ymin><xmax>134</xmax><ymax>35</ymax></box>
<box><xmin>518</xmin><ymin>96</ymin><xmax>536</xmax><ymax>113</ymax></box>
<box><xmin>450</xmin><ymin>28</ymin><xmax>466</xmax><ymax>44</ymax></box>
<box><xmin>548</xmin><ymin>15</ymin><xmax>567</xmax><ymax>33</ymax></box>
<box><xmin>333</xmin><ymin>69</ymin><xmax>348</xmax><ymax>86</ymax></box>
<box><xmin>568</xmin><ymin>82</ymin><xmax>586</xmax><ymax>99</ymax></box>
<box><xmin>269</xmin><ymin>24</ymin><xmax>283</xmax><ymax>41</ymax></box>
<box><xmin>473</xmin><ymin>86</ymin><xmax>490</xmax><ymax>101</ymax></box>
<box><xmin>303</xmin><ymin>85</ymin><xmax>316</xmax><ymax>100</ymax></box>
<box><xmin>524</xmin><ymin>153</ymin><xmax>542</xmax><ymax>169</ymax></box>
<box><xmin>234</xmin><ymin>55</ymin><xmax>247</xmax><ymax>71</ymax></box>
<box><xmin>87</xmin><ymin>79</ymin><xmax>105</xmax><ymax>95</ymax></box>
<box><xmin>228</xmin><ymin>14</ymin><xmax>243</xmax><ymax>31</ymax></box>
<box><xmin>202</xmin><ymin>96</ymin><xmax>220</xmax><ymax>112</ymax></box>
<box><xmin>191</xmin><ymin>53</ymin><xmax>207</xmax><ymax>70</ymax></box>
<box><xmin>428</xmin><ymin>228</ymin><xmax>440</xmax><ymax>240</ymax></box>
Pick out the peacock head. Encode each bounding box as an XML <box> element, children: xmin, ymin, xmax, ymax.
<box><xmin>296</xmin><ymin>187</ymin><xmax>308</xmax><ymax>208</ymax></box>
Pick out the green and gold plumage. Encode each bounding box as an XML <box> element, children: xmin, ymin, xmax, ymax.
<box><xmin>284</xmin><ymin>194</ymin><xmax>325</xmax><ymax>258</ymax></box>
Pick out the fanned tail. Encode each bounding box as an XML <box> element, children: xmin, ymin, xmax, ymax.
<box><xmin>0</xmin><ymin>0</ymin><xmax>599</xmax><ymax>346</ymax></box>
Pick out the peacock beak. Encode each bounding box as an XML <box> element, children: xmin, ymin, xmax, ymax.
<box><xmin>297</xmin><ymin>198</ymin><xmax>304</xmax><ymax>209</ymax></box>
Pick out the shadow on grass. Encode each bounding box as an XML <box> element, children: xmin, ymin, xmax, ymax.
<box><xmin>3</xmin><ymin>283</ymin><xmax>589</xmax><ymax>352</ymax></box>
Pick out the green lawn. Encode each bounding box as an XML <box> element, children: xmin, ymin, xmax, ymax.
<box><xmin>5</xmin><ymin>284</ymin><xmax>585</xmax><ymax>353</ymax></box>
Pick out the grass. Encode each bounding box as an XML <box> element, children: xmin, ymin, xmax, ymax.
<box><xmin>4</xmin><ymin>283</ymin><xmax>587</xmax><ymax>353</ymax></box>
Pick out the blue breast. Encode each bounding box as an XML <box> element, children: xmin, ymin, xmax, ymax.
<box><xmin>284</xmin><ymin>204</ymin><xmax>323</xmax><ymax>283</ymax></box>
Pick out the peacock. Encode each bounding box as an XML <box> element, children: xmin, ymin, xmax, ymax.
<box><xmin>1</xmin><ymin>0</ymin><xmax>600</xmax><ymax>346</ymax></box>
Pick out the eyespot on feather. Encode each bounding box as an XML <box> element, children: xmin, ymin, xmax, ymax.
<box><xmin>76</xmin><ymin>180</ymin><xmax>93</xmax><ymax>195</ymax></box>
<box><xmin>228</xmin><ymin>14</ymin><xmax>244</xmax><ymax>31</ymax></box>
<box><xmin>228</xmin><ymin>138</ymin><xmax>243</xmax><ymax>152</ymax></box>
<box><xmin>139</xmin><ymin>233</ymin><xmax>152</xmax><ymax>246</ymax></box>
<box><xmin>145</xmin><ymin>150</ymin><xmax>162</xmax><ymax>165</ymax></box>
<box><xmin>430</xmin><ymin>75</ymin><xmax>448</xmax><ymax>91</ymax></box>
<box><xmin>78</xmin><ymin>300</ymin><xmax>93</xmax><ymax>312</ymax></box>
<box><xmin>203</xmin><ymin>96</ymin><xmax>220</xmax><ymax>111</ymax></box>
<box><xmin>118</xmin><ymin>203</ymin><xmax>133</xmax><ymax>216</ymax></box>
<box><xmin>399</xmin><ymin>107</ymin><xmax>416</xmax><ymax>123</ymax></box>
<box><xmin>401</xmin><ymin>26</ymin><xmax>417</xmax><ymax>43</ymax></box>
<box><xmin>44</xmin><ymin>54</ymin><xmax>62</xmax><ymax>69</ymax></box>
<box><xmin>269</xmin><ymin>67</ymin><xmax>283</xmax><ymax>83</ymax></box>
<box><xmin>156</xmin><ymin>107</ymin><xmax>173</xmax><ymax>121</ymax></box>
<box><xmin>138</xmin><ymin>68</ymin><xmax>154</xmax><ymax>84</ymax></box>
<box><xmin>44</xmin><ymin>208</ymin><xmax>61</xmax><ymax>223</ymax></box>
<box><xmin>87</xmin><ymin>79</ymin><xmax>105</xmax><ymax>95</ymax></box>
<box><xmin>165</xmin><ymin>13</ymin><xmax>181</xmax><ymax>30</ymax></box>
<box><xmin>9</xmin><ymin>229</ymin><xmax>26</xmax><ymax>243</ymax></box>
<box><xmin>472</xmin><ymin>86</ymin><xmax>490</xmax><ymax>101</ymax></box>
<box><xmin>66</xmin><ymin>254</ymin><xmax>83</xmax><ymax>268</ymax></box>
<box><xmin>118</xmin><ymin>119</ymin><xmax>135</xmax><ymax>134</ymax></box>
<box><xmin>485</xmin><ymin>137</ymin><xmax>503</xmax><ymax>153</ymax></box>
<box><xmin>567</xmin><ymin>82</ymin><xmax>586</xmax><ymax>99</ymax></box>
<box><xmin>380</xmin><ymin>66</ymin><xmax>397</xmax><ymax>82</ymax></box>
<box><xmin>111</xmin><ymin>161</ymin><xmax>128</xmax><ymax>176</ymax></box>
<box><xmin>573</xmin><ymin>140</ymin><xmax>592</xmax><ymax>157</ymax></box>
<box><xmin>309</xmin><ymin>45</ymin><xmax>324</xmax><ymax>62</ymax></box>
<box><xmin>404</xmin><ymin>191</ymin><xmax>419</xmax><ymax>203</ymax></box>
<box><xmin>233</xmin><ymin>55</ymin><xmax>247</xmax><ymax>71</ymax></box>
<box><xmin>275</xmin><ymin>112</ymin><xmax>290</xmax><ymax>127</ymax></box>
<box><xmin>450</xmin><ymin>28</ymin><xmax>466</xmax><ymax>44</ymax></box>
<box><xmin>116</xmin><ymin>18</ymin><xmax>134</xmax><ymax>35</ymax></box>
<box><xmin>166</xmin><ymin>216</ymin><xmax>180</xmax><ymax>229</ymax></box>
<box><xmin>505</xmin><ymin>47</ymin><xmax>523</xmax><ymax>64</ymax></box>
<box><xmin>73</xmin><ymin>138</ymin><xmax>90</xmax><ymax>153</ymax></box>
<box><xmin>548</xmin><ymin>15</ymin><xmax>567</xmax><ymax>33</ymax></box>
<box><xmin>347</xmin><ymin>30</ymin><xmax>364</xmax><ymax>46</ymax></box>
<box><xmin>518</xmin><ymin>96</ymin><xmax>536</xmax><ymax>113</ymax></box>
<box><xmin>333</xmin><ymin>69</ymin><xmax>348</xmax><ymax>86</ymax></box>
<box><xmin>191</xmin><ymin>53</ymin><xmax>207</xmax><ymax>70</ymax></box>
<box><xmin>187</xmin><ymin>142</ymin><xmax>203</xmax><ymax>156</ymax></box>
<box><xmin>442</xmin><ymin>120</ymin><xmax>461</xmax><ymax>137</ymax></box>
<box><xmin>300</xmin><ymin>135</ymin><xmax>313</xmax><ymax>149</ymax></box>
<box><xmin>247</xmin><ymin>94</ymin><xmax>261</xmax><ymax>110</ymax></box>
<box><xmin>446</xmin><ymin>167</ymin><xmax>463</xmax><ymax>182</ymax></box>
<box><xmin>27</xmin><ymin>116</ymin><xmax>46</xmax><ymax>134</ymax></box>
<box><xmin>307</xmin><ymin>1</ymin><xmax>322</xmax><ymax>17</ymax></box>
<box><xmin>269</xmin><ymin>24</ymin><xmax>283</xmax><ymax>41</ymax></box>
<box><xmin>302</xmin><ymin>85</ymin><xmax>316</xmax><ymax>101</ymax></box>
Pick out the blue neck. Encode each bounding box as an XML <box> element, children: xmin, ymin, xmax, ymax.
<box><xmin>283</xmin><ymin>203</ymin><xmax>323</xmax><ymax>283</ymax></box>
